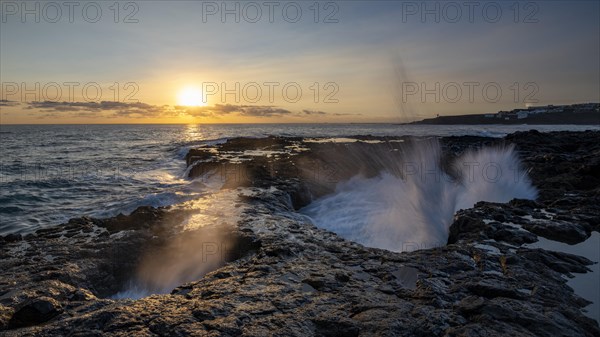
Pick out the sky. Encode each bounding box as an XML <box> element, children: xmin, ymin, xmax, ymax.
<box><xmin>0</xmin><ymin>0</ymin><xmax>599</xmax><ymax>124</ymax></box>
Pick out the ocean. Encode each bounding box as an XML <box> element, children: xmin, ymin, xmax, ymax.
<box><xmin>1</xmin><ymin>123</ymin><xmax>598</xmax><ymax>235</ymax></box>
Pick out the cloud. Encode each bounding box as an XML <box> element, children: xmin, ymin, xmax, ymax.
<box><xmin>0</xmin><ymin>99</ymin><xmax>20</xmax><ymax>107</ymax></box>
<box><xmin>25</xmin><ymin>101</ymin><xmax>179</xmax><ymax>118</ymax></box>
<box><xmin>333</xmin><ymin>112</ymin><xmax>361</xmax><ymax>116</ymax></box>
<box><xmin>23</xmin><ymin>101</ymin><xmax>336</xmax><ymax>119</ymax></box>
<box><xmin>182</xmin><ymin>104</ymin><xmax>293</xmax><ymax>118</ymax></box>
<box><xmin>301</xmin><ymin>109</ymin><xmax>327</xmax><ymax>115</ymax></box>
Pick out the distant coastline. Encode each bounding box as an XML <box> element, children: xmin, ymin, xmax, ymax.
<box><xmin>409</xmin><ymin>103</ymin><xmax>599</xmax><ymax>125</ymax></box>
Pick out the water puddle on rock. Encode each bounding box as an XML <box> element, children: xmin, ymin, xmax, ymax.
<box><xmin>526</xmin><ymin>232</ymin><xmax>600</xmax><ymax>322</ymax></box>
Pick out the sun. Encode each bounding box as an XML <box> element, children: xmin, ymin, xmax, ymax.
<box><xmin>177</xmin><ymin>87</ymin><xmax>206</xmax><ymax>106</ymax></box>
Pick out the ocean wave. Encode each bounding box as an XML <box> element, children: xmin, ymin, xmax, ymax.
<box><xmin>302</xmin><ymin>139</ymin><xmax>537</xmax><ymax>252</ymax></box>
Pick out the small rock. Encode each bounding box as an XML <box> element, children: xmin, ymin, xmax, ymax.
<box><xmin>9</xmin><ymin>297</ymin><xmax>63</xmax><ymax>328</ymax></box>
<box><xmin>522</xmin><ymin>220</ymin><xmax>590</xmax><ymax>245</ymax></box>
<box><xmin>2</xmin><ymin>233</ymin><xmax>22</xmax><ymax>243</ymax></box>
<box><xmin>457</xmin><ymin>295</ymin><xmax>485</xmax><ymax>314</ymax></box>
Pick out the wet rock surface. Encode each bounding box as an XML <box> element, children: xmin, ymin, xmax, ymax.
<box><xmin>1</xmin><ymin>130</ymin><xmax>599</xmax><ymax>336</ymax></box>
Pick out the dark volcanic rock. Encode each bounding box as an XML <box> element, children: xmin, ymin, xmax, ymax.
<box><xmin>521</xmin><ymin>219</ymin><xmax>590</xmax><ymax>244</ymax></box>
<box><xmin>2</xmin><ymin>233</ymin><xmax>22</xmax><ymax>243</ymax></box>
<box><xmin>8</xmin><ymin>297</ymin><xmax>63</xmax><ymax>328</ymax></box>
<box><xmin>1</xmin><ymin>131</ymin><xmax>599</xmax><ymax>336</ymax></box>
<box><xmin>97</xmin><ymin>206</ymin><xmax>167</xmax><ymax>233</ymax></box>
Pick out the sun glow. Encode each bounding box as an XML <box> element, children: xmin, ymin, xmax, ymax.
<box><xmin>178</xmin><ymin>87</ymin><xmax>206</xmax><ymax>106</ymax></box>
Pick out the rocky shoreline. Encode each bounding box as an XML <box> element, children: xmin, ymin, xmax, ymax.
<box><xmin>1</xmin><ymin>130</ymin><xmax>599</xmax><ymax>336</ymax></box>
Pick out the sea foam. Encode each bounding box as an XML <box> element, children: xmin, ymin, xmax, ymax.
<box><xmin>301</xmin><ymin>139</ymin><xmax>537</xmax><ymax>252</ymax></box>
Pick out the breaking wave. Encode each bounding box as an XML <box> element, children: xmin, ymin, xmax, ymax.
<box><xmin>301</xmin><ymin>139</ymin><xmax>537</xmax><ymax>252</ymax></box>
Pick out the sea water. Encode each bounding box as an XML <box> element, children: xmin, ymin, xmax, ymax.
<box><xmin>0</xmin><ymin>123</ymin><xmax>597</xmax><ymax>235</ymax></box>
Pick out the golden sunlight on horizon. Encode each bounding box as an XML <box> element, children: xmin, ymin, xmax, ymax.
<box><xmin>177</xmin><ymin>86</ymin><xmax>206</xmax><ymax>107</ymax></box>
